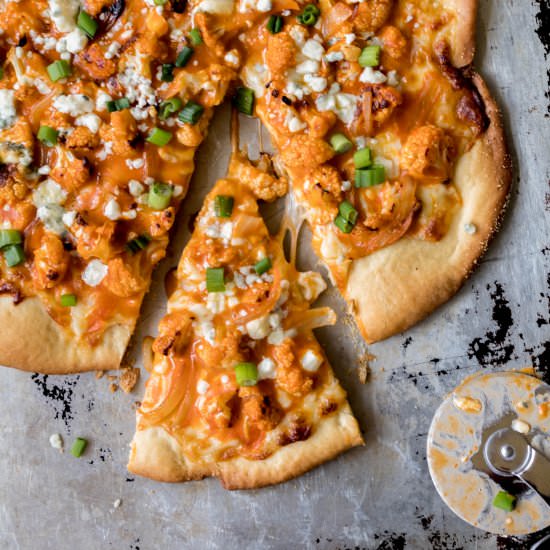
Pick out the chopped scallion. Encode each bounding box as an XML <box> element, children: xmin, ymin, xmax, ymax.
<box><xmin>0</xmin><ymin>229</ymin><xmax>22</xmax><ymax>249</ymax></box>
<box><xmin>154</xmin><ymin>0</ymin><xmax>168</xmax><ymax>4</ymax></box>
<box><xmin>47</xmin><ymin>60</ymin><xmax>71</xmax><ymax>82</ymax></box>
<box><xmin>159</xmin><ymin>97</ymin><xmax>183</xmax><ymax>120</ymax></box>
<box><xmin>148</xmin><ymin>182</ymin><xmax>173</xmax><ymax>210</ymax></box>
<box><xmin>254</xmin><ymin>257</ymin><xmax>272</xmax><ymax>275</ymax></box>
<box><xmin>189</xmin><ymin>28</ymin><xmax>203</xmax><ymax>46</ymax></box>
<box><xmin>77</xmin><ymin>11</ymin><xmax>98</xmax><ymax>38</ymax></box>
<box><xmin>126</xmin><ymin>234</ymin><xmax>151</xmax><ymax>254</ymax></box>
<box><xmin>175</xmin><ymin>46</ymin><xmax>194</xmax><ymax>68</ymax></box>
<box><xmin>37</xmin><ymin>125</ymin><xmax>58</xmax><ymax>146</ymax></box>
<box><xmin>353</xmin><ymin>147</ymin><xmax>372</xmax><ymax>169</ymax></box>
<box><xmin>161</xmin><ymin>63</ymin><xmax>174</xmax><ymax>82</ymax></box>
<box><xmin>178</xmin><ymin>100</ymin><xmax>204</xmax><ymax>125</ymax></box>
<box><xmin>146</xmin><ymin>127</ymin><xmax>173</xmax><ymax>146</ymax></box>
<box><xmin>71</xmin><ymin>437</ymin><xmax>88</xmax><ymax>458</ymax></box>
<box><xmin>355</xmin><ymin>165</ymin><xmax>386</xmax><ymax>188</ymax></box>
<box><xmin>298</xmin><ymin>4</ymin><xmax>320</xmax><ymax>26</ymax></box>
<box><xmin>267</xmin><ymin>15</ymin><xmax>283</xmax><ymax>34</ymax></box>
<box><xmin>3</xmin><ymin>244</ymin><xmax>25</xmax><ymax>267</ymax></box>
<box><xmin>338</xmin><ymin>201</ymin><xmax>358</xmax><ymax>225</ymax></box>
<box><xmin>206</xmin><ymin>267</ymin><xmax>225</xmax><ymax>293</ymax></box>
<box><xmin>334</xmin><ymin>214</ymin><xmax>354</xmax><ymax>234</ymax></box>
<box><xmin>106</xmin><ymin>97</ymin><xmax>130</xmax><ymax>112</ymax></box>
<box><xmin>214</xmin><ymin>195</ymin><xmax>234</xmax><ymax>218</ymax></box>
<box><xmin>492</xmin><ymin>491</ymin><xmax>517</xmax><ymax>512</ymax></box>
<box><xmin>60</xmin><ymin>293</ymin><xmax>77</xmax><ymax>307</ymax></box>
<box><xmin>358</xmin><ymin>45</ymin><xmax>381</xmax><ymax>67</ymax></box>
<box><xmin>235</xmin><ymin>362</ymin><xmax>258</xmax><ymax>387</ymax></box>
<box><xmin>330</xmin><ymin>133</ymin><xmax>352</xmax><ymax>154</ymax></box>
<box><xmin>233</xmin><ymin>87</ymin><xmax>255</xmax><ymax>116</ymax></box>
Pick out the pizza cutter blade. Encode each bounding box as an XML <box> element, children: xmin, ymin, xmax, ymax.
<box><xmin>427</xmin><ymin>371</ymin><xmax>550</xmax><ymax>536</ymax></box>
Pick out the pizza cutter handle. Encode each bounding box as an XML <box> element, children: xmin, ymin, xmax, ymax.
<box><xmin>515</xmin><ymin>448</ymin><xmax>550</xmax><ymax>507</ymax></box>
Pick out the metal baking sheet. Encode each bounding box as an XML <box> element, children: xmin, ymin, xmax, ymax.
<box><xmin>1</xmin><ymin>1</ymin><xmax>549</xmax><ymax>548</ymax></box>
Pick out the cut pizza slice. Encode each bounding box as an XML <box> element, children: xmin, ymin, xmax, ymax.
<box><xmin>0</xmin><ymin>1</ymin><xmax>237</xmax><ymax>373</ymax></box>
<box><xmin>128</xmin><ymin>156</ymin><xmax>363</xmax><ymax>488</ymax></box>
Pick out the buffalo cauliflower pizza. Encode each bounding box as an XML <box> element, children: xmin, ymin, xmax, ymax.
<box><xmin>0</xmin><ymin>0</ymin><xmax>509</xmax><ymax>486</ymax></box>
<box><xmin>128</xmin><ymin>154</ymin><xmax>362</xmax><ymax>487</ymax></box>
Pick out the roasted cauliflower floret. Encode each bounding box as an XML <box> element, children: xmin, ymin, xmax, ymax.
<box><xmin>75</xmin><ymin>43</ymin><xmax>117</xmax><ymax>80</ymax></box>
<box><xmin>239</xmin><ymin>386</ymin><xmax>281</xmax><ymax>432</ymax></box>
<box><xmin>280</xmin><ymin>135</ymin><xmax>335</xmax><ymax>170</ymax></box>
<box><xmin>360</xmin><ymin>84</ymin><xmax>403</xmax><ymax>129</ymax></box>
<box><xmin>74</xmin><ymin>219</ymin><xmax>115</xmax><ymax>261</ymax></box>
<box><xmin>50</xmin><ymin>149</ymin><xmax>90</xmax><ymax>192</ymax></box>
<box><xmin>353</xmin><ymin>0</ymin><xmax>394</xmax><ymax>33</ymax></box>
<box><xmin>300</xmin><ymin>108</ymin><xmax>337</xmax><ymax>139</ymax></box>
<box><xmin>99</xmin><ymin>109</ymin><xmax>137</xmax><ymax>156</ymax></box>
<box><xmin>65</xmin><ymin>126</ymin><xmax>100</xmax><ymax>151</ymax></box>
<box><xmin>0</xmin><ymin>119</ymin><xmax>34</xmax><ymax>169</ymax></box>
<box><xmin>176</xmin><ymin>123</ymin><xmax>204</xmax><ymax>148</ymax></box>
<box><xmin>266</xmin><ymin>31</ymin><xmax>297</xmax><ymax>76</ymax></box>
<box><xmin>197</xmin><ymin>388</ymin><xmax>236</xmax><ymax>429</ymax></box>
<box><xmin>103</xmin><ymin>257</ymin><xmax>148</xmax><ymax>298</ymax></box>
<box><xmin>308</xmin><ymin>164</ymin><xmax>343</xmax><ymax>201</ymax></box>
<box><xmin>273</xmin><ymin>340</ymin><xmax>313</xmax><ymax>396</ymax></box>
<box><xmin>152</xmin><ymin>311</ymin><xmax>193</xmax><ymax>356</ymax></box>
<box><xmin>400</xmin><ymin>125</ymin><xmax>456</xmax><ymax>181</ymax></box>
<box><xmin>31</xmin><ymin>233</ymin><xmax>69</xmax><ymax>289</ymax></box>
<box><xmin>379</xmin><ymin>25</ymin><xmax>407</xmax><ymax>59</ymax></box>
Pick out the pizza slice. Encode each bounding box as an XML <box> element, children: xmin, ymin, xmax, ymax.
<box><xmin>128</xmin><ymin>155</ymin><xmax>363</xmax><ymax>488</ymax></box>
<box><xmin>234</xmin><ymin>0</ymin><xmax>511</xmax><ymax>343</ymax></box>
<box><xmin>0</xmin><ymin>1</ymin><xmax>236</xmax><ymax>373</ymax></box>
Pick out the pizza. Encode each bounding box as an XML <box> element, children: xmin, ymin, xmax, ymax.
<box><xmin>0</xmin><ymin>0</ymin><xmax>511</xmax><ymax>489</ymax></box>
<box><xmin>128</xmin><ymin>154</ymin><xmax>363</xmax><ymax>487</ymax></box>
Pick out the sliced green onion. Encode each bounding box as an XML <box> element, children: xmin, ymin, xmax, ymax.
<box><xmin>358</xmin><ymin>45</ymin><xmax>381</xmax><ymax>67</ymax></box>
<box><xmin>353</xmin><ymin>147</ymin><xmax>372</xmax><ymax>169</ymax></box>
<box><xmin>355</xmin><ymin>165</ymin><xmax>386</xmax><ymax>188</ymax></box>
<box><xmin>161</xmin><ymin>63</ymin><xmax>174</xmax><ymax>82</ymax></box>
<box><xmin>126</xmin><ymin>234</ymin><xmax>151</xmax><ymax>254</ymax></box>
<box><xmin>3</xmin><ymin>244</ymin><xmax>25</xmax><ymax>267</ymax></box>
<box><xmin>189</xmin><ymin>28</ymin><xmax>203</xmax><ymax>46</ymax></box>
<box><xmin>77</xmin><ymin>11</ymin><xmax>98</xmax><ymax>38</ymax></box>
<box><xmin>235</xmin><ymin>362</ymin><xmax>258</xmax><ymax>387</ymax></box>
<box><xmin>146</xmin><ymin>127</ymin><xmax>173</xmax><ymax>146</ymax></box>
<box><xmin>0</xmin><ymin>67</ymin><xmax>4</xmax><ymax>80</ymax></box>
<box><xmin>330</xmin><ymin>133</ymin><xmax>353</xmax><ymax>154</ymax></box>
<box><xmin>334</xmin><ymin>214</ymin><xmax>354</xmax><ymax>234</ymax></box>
<box><xmin>37</xmin><ymin>125</ymin><xmax>58</xmax><ymax>146</ymax></box>
<box><xmin>214</xmin><ymin>195</ymin><xmax>234</xmax><ymax>218</ymax></box>
<box><xmin>254</xmin><ymin>257</ymin><xmax>272</xmax><ymax>275</ymax></box>
<box><xmin>298</xmin><ymin>4</ymin><xmax>320</xmax><ymax>26</ymax></box>
<box><xmin>233</xmin><ymin>87</ymin><xmax>255</xmax><ymax>116</ymax></box>
<box><xmin>159</xmin><ymin>97</ymin><xmax>183</xmax><ymax>120</ymax></box>
<box><xmin>47</xmin><ymin>60</ymin><xmax>71</xmax><ymax>82</ymax></box>
<box><xmin>60</xmin><ymin>293</ymin><xmax>77</xmax><ymax>307</ymax></box>
<box><xmin>338</xmin><ymin>201</ymin><xmax>358</xmax><ymax>225</ymax></box>
<box><xmin>154</xmin><ymin>0</ymin><xmax>168</xmax><ymax>4</ymax></box>
<box><xmin>178</xmin><ymin>101</ymin><xmax>204</xmax><ymax>125</ymax></box>
<box><xmin>175</xmin><ymin>46</ymin><xmax>194</xmax><ymax>68</ymax></box>
<box><xmin>71</xmin><ymin>437</ymin><xmax>88</xmax><ymax>458</ymax></box>
<box><xmin>0</xmin><ymin>229</ymin><xmax>22</xmax><ymax>249</ymax></box>
<box><xmin>267</xmin><ymin>15</ymin><xmax>283</xmax><ymax>34</ymax></box>
<box><xmin>492</xmin><ymin>491</ymin><xmax>516</xmax><ymax>512</ymax></box>
<box><xmin>148</xmin><ymin>182</ymin><xmax>173</xmax><ymax>210</ymax></box>
<box><xmin>106</xmin><ymin>97</ymin><xmax>130</xmax><ymax>112</ymax></box>
<box><xmin>206</xmin><ymin>267</ymin><xmax>225</xmax><ymax>293</ymax></box>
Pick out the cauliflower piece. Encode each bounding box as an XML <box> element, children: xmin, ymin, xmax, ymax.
<box><xmin>65</xmin><ymin>126</ymin><xmax>100</xmax><ymax>150</ymax></box>
<box><xmin>75</xmin><ymin>43</ymin><xmax>117</xmax><ymax>80</ymax></box>
<box><xmin>50</xmin><ymin>148</ymin><xmax>90</xmax><ymax>191</ymax></box>
<box><xmin>379</xmin><ymin>25</ymin><xmax>407</xmax><ymax>59</ymax></box>
<box><xmin>353</xmin><ymin>0</ymin><xmax>394</xmax><ymax>33</ymax></box>
<box><xmin>266</xmin><ymin>31</ymin><xmax>297</xmax><ymax>76</ymax></box>
<box><xmin>400</xmin><ymin>125</ymin><xmax>456</xmax><ymax>181</ymax></box>
<box><xmin>273</xmin><ymin>340</ymin><xmax>313</xmax><ymax>396</ymax></box>
<box><xmin>307</xmin><ymin>164</ymin><xmax>343</xmax><ymax>201</ymax></box>
<box><xmin>239</xmin><ymin>386</ymin><xmax>281</xmax><ymax>432</ymax></box>
<box><xmin>100</xmin><ymin>109</ymin><xmax>137</xmax><ymax>156</ymax></box>
<box><xmin>152</xmin><ymin>311</ymin><xmax>193</xmax><ymax>356</ymax></box>
<box><xmin>103</xmin><ymin>257</ymin><xmax>148</xmax><ymax>298</ymax></box>
<box><xmin>280</xmin><ymin>135</ymin><xmax>335</xmax><ymax>170</ymax></box>
<box><xmin>31</xmin><ymin>233</ymin><xmax>69</xmax><ymax>289</ymax></box>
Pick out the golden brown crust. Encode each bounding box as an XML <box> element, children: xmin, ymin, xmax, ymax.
<box><xmin>441</xmin><ymin>0</ymin><xmax>478</xmax><ymax>67</ymax></box>
<box><xmin>0</xmin><ymin>296</ymin><xmax>131</xmax><ymax>373</ymax></box>
<box><xmin>128</xmin><ymin>403</ymin><xmax>363</xmax><ymax>489</ymax></box>
<box><xmin>345</xmin><ymin>74</ymin><xmax>511</xmax><ymax>343</ymax></box>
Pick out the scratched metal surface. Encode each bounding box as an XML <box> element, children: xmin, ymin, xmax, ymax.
<box><xmin>1</xmin><ymin>1</ymin><xmax>549</xmax><ymax>549</ymax></box>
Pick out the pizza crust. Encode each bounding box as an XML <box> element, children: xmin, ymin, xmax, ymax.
<box><xmin>128</xmin><ymin>403</ymin><xmax>363</xmax><ymax>489</ymax></box>
<box><xmin>345</xmin><ymin>74</ymin><xmax>511</xmax><ymax>343</ymax></box>
<box><xmin>0</xmin><ymin>296</ymin><xmax>131</xmax><ymax>373</ymax></box>
<box><xmin>443</xmin><ymin>0</ymin><xmax>478</xmax><ymax>67</ymax></box>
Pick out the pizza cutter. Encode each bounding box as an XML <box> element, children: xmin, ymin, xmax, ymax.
<box><xmin>427</xmin><ymin>371</ymin><xmax>550</xmax><ymax>536</ymax></box>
